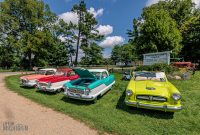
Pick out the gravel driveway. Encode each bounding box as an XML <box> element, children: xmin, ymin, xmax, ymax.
<box><xmin>0</xmin><ymin>73</ymin><xmax>98</xmax><ymax>135</ymax></box>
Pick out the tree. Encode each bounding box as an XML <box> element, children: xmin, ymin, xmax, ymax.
<box><xmin>127</xmin><ymin>0</ymin><xmax>198</xmax><ymax>59</ymax></box>
<box><xmin>71</xmin><ymin>0</ymin><xmax>103</xmax><ymax>65</ymax></box>
<box><xmin>180</xmin><ymin>13</ymin><xmax>200</xmax><ymax>62</ymax></box>
<box><xmin>120</xmin><ymin>44</ymin><xmax>136</xmax><ymax>66</ymax></box>
<box><xmin>128</xmin><ymin>8</ymin><xmax>182</xmax><ymax>58</ymax></box>
<box><xmin>47</xmin><ymin>41</ymin><xmax>69</xmax><ymax>66</ymax></box>
<box><xmin>145</xmin><ymin>0</ymin><xmax>194</xmax><ymax>28</ymax></box>
<box><xmin>0</xmin><ymin>0</ymin><xmax>57</xmax><ymax>69</ymax></box>
<box><xmin>111</xmin><ymin>44</ymin><xmax>136</xmax><ymax>66</ymax></box>
<box><xmin>111</xmin><ymin>45</ymin><xmax>122</xmax><ymax>65</ymax></box>
<box><xmin>55</xmin><ymin>19</ymin><xmax>76</xmax><ymax>65</ymax></box>
<box><xmin>80</xmin><ymin>43</ymin><xmax>104</xmax><ymax>65</ymax></box>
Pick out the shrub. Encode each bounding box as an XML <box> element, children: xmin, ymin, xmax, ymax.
<box><xmin>135</xmin><ymin>63</ymin><xmax>179</xmax><ymax>74</ymax></box>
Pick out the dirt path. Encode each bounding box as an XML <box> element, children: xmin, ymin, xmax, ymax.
<box><xmin>0</xmin><ymin>73</ymin><xmax>98</xmax><ymax>135</ymax></box>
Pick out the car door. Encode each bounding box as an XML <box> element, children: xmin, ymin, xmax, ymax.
<box><xmin>102</xmin><ymin>71</ymin><xmax>115</xmax><ymax>86</ymax></box>
<box><xmin>102</xmin><ymin>71</ymin><xmax>110</xmax><ymax>86</ymax></box>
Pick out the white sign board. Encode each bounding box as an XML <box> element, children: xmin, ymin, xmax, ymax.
<box><xmin>143</xmin><ymin>51</ymin><xmax>171</xmax><ymax>65</ymax></box>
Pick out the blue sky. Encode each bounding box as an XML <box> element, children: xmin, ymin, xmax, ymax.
<box><xmin>44</xmin><ymin>0</ymin><xmax>146</xmax><ymax>41</ymax></box>
<box><xmin>43</xmin><ymin>0</ymin><xmax>149</xmax><ymax>58</ymax></box>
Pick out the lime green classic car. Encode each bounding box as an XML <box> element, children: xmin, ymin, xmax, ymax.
<box><xmin>125</xmin><ymin>71</ymin><xmax>182</xmax><ymax>112</ymax></box>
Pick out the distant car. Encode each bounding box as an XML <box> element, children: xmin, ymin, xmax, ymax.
<box><xmin>63</xmin><ymin>68</ymin><xmax>115</xmax><ymax>102</ymax></box>
<box><xmin>125</xmin><ymin>71</ymin><xmax>182</xmax><ymax>112</ymax></box>
<box><xmin>173</xmin><ymin>62</ymin><xmax>195</xmax><ymax>72</ymax></box>
<box><xmin>121</xmin><ymin>71</ymin><xmax>132</xmax><ymax>81</ymax></box>
<box><xmin>20</xmin><ymin>68</ymin><xmax>56</xmax><ymax>87</ymax></box>
<box><xmin>36</xmin><ymin>68</ymin><xmax>79</xmax><ymax>92</ymax></box>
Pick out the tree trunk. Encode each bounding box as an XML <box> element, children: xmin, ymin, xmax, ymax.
<box><xmin>28</xmin><ymin>50</ymin><xmax>32</xmax><ymax>70</ymax></box>
<box><xmin>75</xmin><ymin>30</ymin><xmax>80</xmax><ymax>66</ymax></box>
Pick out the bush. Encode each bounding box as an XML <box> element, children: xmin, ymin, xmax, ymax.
<box><xmin>135</xmin><ymin>63</ymin><xmax>179</xmax><ymax>74</ymax></box>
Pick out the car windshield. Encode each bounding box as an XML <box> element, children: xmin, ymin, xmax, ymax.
<box><xmin>90</xmin><ymin>72</ymin><xmax>101</xmax><ymax>79</ymax></box>
<box><xmin>55</xmin><ymin>71</ymin><xmax>65</xmax><ymax>76</ymax></box>
<box><xmin>36</xmin><ymin>70</ymin><xmax>46</xmax><ymax>75</ymax></box>
<box><xmin>135</xmin><ymin>72</ymin><xmax>166</xmax><ymax>82</ymax></box>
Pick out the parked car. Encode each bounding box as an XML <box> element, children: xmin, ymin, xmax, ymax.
<box><xmin>20</xmin><ymin>68</ymin><xmax>56</xmax><ymax>87</ymax></box>
<box><xmin>36</xmin><ymin>68</ymin><xmax>79</xmax><ymax>92</ymax></box>
<box><xmin>63</xmin><ymin>68</ymin><xmax>115</xmax><ymax>102</ymax></box>
<box><xmin>121</xmin><ymin>71</ymin><xmax>132</xmax><ymax>81</ymax></box>
<box><xmin>173</xmin><ymin>62</ymin><xmax>195</xmax><ymax>72</ymax></box>
<box><xmin>125</xmin><ymin>71</ymin><xmax>182</xmax><ymax>112</ymax></box>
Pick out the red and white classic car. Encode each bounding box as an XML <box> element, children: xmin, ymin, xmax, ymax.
<box><xmin>36</xmin><ymin>68</ymin><xmax>79</xmax><ymax>92</ymax></box>
<box><xmin>20</xmin><ymin>68</ymin><xmax>56</xmax><ymax>87</ymax></box>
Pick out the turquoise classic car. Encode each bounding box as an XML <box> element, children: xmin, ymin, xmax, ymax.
<box><xmin>63</xmin><ymin>68</ymin><xmax>115</xmax><ymax>102</ymax></box>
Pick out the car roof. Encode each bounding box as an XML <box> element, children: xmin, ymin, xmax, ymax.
<box><xmin>57</xmin><ymin>68</ymin><xmax>72</xmax><ymax>72</ymax></box>
<box><xmin>88</xmin><ymin>69</ymin><xmax>107</xmax><ymax>73</ymax></box>
<box><xmin>40</xmin><ymin>68</ymin><xmax>56</xmax><ymax>71</ymax></box>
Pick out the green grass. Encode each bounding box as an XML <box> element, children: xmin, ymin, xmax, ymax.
<box><xmin>5</xmin><ymin>72</ymin><xmax>200</xmax><ymax>135</ymax></box>
<box><xmin>0</xmin><ymin>69</ymin><xmax>12</xmax><ymax>72</ymax></box>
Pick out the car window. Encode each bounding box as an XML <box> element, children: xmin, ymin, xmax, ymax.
<box><xmin>55</xmin><ymin>71</ymin><xmax>65</xmax><ymax>76</ymax></box>
<box><xmin>91</xmin><ymin>72</ymin><xmax>101</xmax><ymax>79</ymax></box>
<box><xmin>37</xmin><ymin>70</ymin><xmax>46</xmax><ymax>75</ymax></box>
<box><xmin>68</xmin><ymin>71</ymin><xmax>76</xmax><ymax>76</ymax></box>
<box><xmin>102</xmin><ymin>72</ymin><xmax>108</xmax><ymax>79</ymax></box>
<box><xmin>45</xmin><ymin>70</ymin><xmax>55</xmax><ymax>75</ymax></box>
<box><xmin>135</xmin><ymin>72</ymin><xmax>166</xmax><ymax>82</ymax></box>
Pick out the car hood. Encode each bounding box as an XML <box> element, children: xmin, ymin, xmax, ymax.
<box><xmin>20</xmin><ymin>74</ymin><xmax>48</xmax><ymax>80</ymax></box>
<box><xmin>135</xmin><ymin>81</ymin><xmax>169</xmax><ymax>97</ymax></box>
<box><xmin>38</xmin><ymin>75</ymin><xmax>64</xmax><ymax>83</ymax></box>
<box><xmin>38</xmin><ymin>75</ymin><xmax>79</xmax><ymax>83</ymax></box>
<box><xmin>73</xmin><ymin>68</ymin><xmax>96</xmax><ymax>79</ymax></box>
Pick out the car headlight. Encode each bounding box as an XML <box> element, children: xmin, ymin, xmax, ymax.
<box><xmin>172</xmin><ymin>93</ymin><xmax>181</xmax><ymax>101</ymax></box>
<box><xmin>85</xmin><ymin>88</ymin><xmax>90</xmax><ymax>95</ymax></box>
<box><xmin>126</xmin><ymin>90</ymin><xmax>133</xmax><ymax>96</ymax></box>
<box><xmin>63</xmin><ymin>85</ymin><xmax>68</xmax><ymax>91</ymax></box>
<box><xmin>47</xmin><ymin>82</ymin><xmax>52</xmax><ymax>88</ymax></box>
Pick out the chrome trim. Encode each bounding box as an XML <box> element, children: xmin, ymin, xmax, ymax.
<box><xmin>125</xmin><ymin>100</ymin><xmax>182</xmax><ymax>111</ymax></box>
<box><xmin>137</xmin><ymin>95</ymin><xmax>167</xmax><ymax>102</ymax></box>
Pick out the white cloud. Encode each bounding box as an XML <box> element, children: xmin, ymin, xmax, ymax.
<box><xmin>100</xmin><ymin>36</ymin><xmax>124</xmax><ymax>48</ymax></box>
<box><xmin>96</xmin><ymin>25</ymin><xmax>113</xmax><ymax>36</ymax></box>
<box><xmin>58</xmin><ymin>12</ymin><xmax>78</xmax><ymax>24</ymax></box>
<box><xmin>58</xmin><ymin>7</ymin><xmax>104</xmax><ymax>24</ymax></box>
<box><xmin>146</xmin><ymin>0</ymin><xmax>162</xmax><ymax>7</ymax></box>
<box><xmin>146</xmin><ymin>0</ymin><xmax>200</xmax><ymax>8</ymax></box>
<box><xmin>193</xmin><ymin>0</ymin><xmax>200</xmax><ymax>8</ymax></box>
<box><xmin>88</xmin><ymin>7</ymin><xmax>104</xmax><ymax>18</ymax></box>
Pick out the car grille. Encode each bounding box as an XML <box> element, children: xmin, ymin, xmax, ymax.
<box><xmin>68</xmin><ymin>89</ymin><xmax>84</xmax><ymax>95</ymax></box>
<box><xmin>137</xmin><ymin>95</ymin><xmax>167</xmax><ymax>102</ymax></box>
<box><xmin>38</xmin><ymin>82</ymin><xmax>47</xmax><ymax>87</ymax></box>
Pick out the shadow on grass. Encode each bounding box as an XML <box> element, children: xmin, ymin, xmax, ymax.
<box><xmin>61</xmin><ymin>96</ymin><xmax>93</xmax><ymax>106</ymax></box>
<box><xmin>36</xmin><ymin>90</ymin><xmax>58</xmax><ymax>95</ymax></box>
<box><xmin>116</xmin><ymin>90</ymin><xmax>174</xmax><ymax>119</ymax></box>
<box><xmin>20</xmin><ymin>86</ymin><xmax>35</xmax><ymax>90</ymax></box>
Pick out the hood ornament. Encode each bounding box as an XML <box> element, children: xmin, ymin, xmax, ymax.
<box><xmin>146</xmin><ymin>87</ymin><xmax>156</xmax><ymax>90</ymax></box>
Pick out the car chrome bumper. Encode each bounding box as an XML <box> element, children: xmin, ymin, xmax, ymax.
<box><xmin>125</xmin><ymin>100</ymin><xmax>182</xmax><ymax>112</ymax></box>
<box><xmin>36</xmin><ymin>86</ymin><xmax>60</xmax><ymax>92</ymax></box>
<box><xmin>64</xmin><ymin>92</ymin><xmax>95</xmax><ymax>101</ymax></box>
<box><xmin>21</xmin><ymin>82</ymin><xmax>36</xmax><ymax>87</ymax></box>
